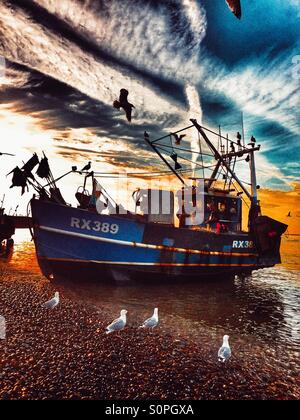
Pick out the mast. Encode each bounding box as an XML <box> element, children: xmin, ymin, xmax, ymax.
<box><xmin>1</xmin><ymin>194</ymin><xmax>5</xmax><ymax>207</ymax></box>
<box><xmin>190</xmin><ymin>119</ymin><xmax>259</xmax><ymax>200</ymax></box>
<box><xmin>249</xmin><ymin>146</ymin><xmax>258</xmax><ymax>205</ymax></box>
<box><xmin>207</xmin><ymin>162</ymin><xmax>221</xmax><ymax>190</ymax></box>
<box><xmin>241</xmin><ymin>112</ymin><xmax>245</xmax><ymax>147</ymax></box>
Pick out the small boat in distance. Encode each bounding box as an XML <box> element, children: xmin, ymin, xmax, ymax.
<box><xmin>26</xmin><ymin>119</ymin><xmax>287</xmax><ymax>283</ymax></box>
<box><xmin>0</xmin><ymin>156</ymin><xmax>15</xmax><ymax>261</ymax></box>
<box><xmin>0</xmin><ymin>207</ymin><xmax>15</xmax><ymax>261</ymax></box>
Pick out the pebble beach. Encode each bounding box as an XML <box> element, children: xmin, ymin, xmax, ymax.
<box><xmin>0</xmin><ymin>260</ymin><xmax>299</xmax><ymax>401</ymax></box>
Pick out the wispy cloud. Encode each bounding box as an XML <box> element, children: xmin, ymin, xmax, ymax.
<box><xmin>0</xmin><ymin>1</ymin><xmax>185</xmax><ymax>127</ymax></box>
<box><xmin>30</xmin><ymin>0</ymin><xmax>206</xmax><ymax>85</ymax></box>
<box><xmin>202</xmin><ymin>50</ymin><xmax>300</xmax><ymax>138</ymax></box>
<box><xmin>0</xmin><ymin>0</ymin><xmax>299</xmax><ymax>194</ymax></box>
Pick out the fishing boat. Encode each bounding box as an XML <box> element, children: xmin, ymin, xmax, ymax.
<box><xmin>0</xmin><ymin>153</ymin><xmax>16</xmax><ymax>260</ymax></box>
<box><xmin>0</xmin><ymin>207</ymin><xmax>15</xmax><ymax>261</ymax></box>
<box><xmin>24</xmin><ymin>119</ymin><xmax>288</xmax><ymax>283</ymax></box>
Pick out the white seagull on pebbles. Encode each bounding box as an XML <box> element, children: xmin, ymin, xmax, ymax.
<box><xmin>106</xmin><ymin>309</ymin><xmax>127</xmax><ymax>334</ymax></box>
<box><xmin>139</xmin><ymin>308</ymin><xmax>159</xmax><ymax>329</ymax></box>
<box><xmin>42</xmin><ymin>292</ymin><xmax>60</xmax><ymax>310</ymax></box>
<box><xmin>218</xmin><ymin>335</ymin><xmax>232</xmax><ymax>363</ymax></box>
<box><xmin>0</xmin><ymin>315</ymin><xmax>6</xmax><ymax>340</ymax></box>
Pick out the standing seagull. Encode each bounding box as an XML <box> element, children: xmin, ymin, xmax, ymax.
<box><xmin>81</xmin><ymin>161</ymin><xmax>91</xmax><ymax>172</ymax></box>
<box><xmin>42</xmin><ymin>292</ymin><xmax>60</xmax><ymax>310</ymax></box>
<box><xmin>139</xmin><ymin>308</ymin><xmax>159</xmax><ymax>329</ymax></box>
<box><xmin>225</xmin><ymin>0</ymin><xmax>242</xmax><ymax>20</ymax></box>
<box><xmin>218</xmin><ymin>335</ymin><xmax>232</xmax><ymax>363</ymax></box>
<box><xmin>113</xmin><ymin>89</ymin><xmax>135</xmax><ymax>122</ymax></box>
<box><xmin>0</xmin><ymin>315</ymin><xmax>6</xmax><ymax>340</ymax></box>
<box><xmin>106</xmin><ymin>309</ymin><xmax>127</xmax><ymax>334</ymax></box>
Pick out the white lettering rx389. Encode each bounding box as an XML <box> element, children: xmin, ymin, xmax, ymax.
<box><xmin>71</xmin><ymin>217</ymin><xmax>119</xmax><ymax>235</ymax></box>
<box><xmin>232</xmin><ymin>240</ymin><xmax>254</xmax><ymax>249</ymax></box>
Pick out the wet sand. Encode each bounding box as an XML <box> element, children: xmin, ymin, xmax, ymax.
<box><xmin>0</xmin><ymin>261</ymin><xmax>299</xmax><ymax>400</ymax></box>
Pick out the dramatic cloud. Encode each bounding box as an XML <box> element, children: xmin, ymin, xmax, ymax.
<box><xmin>0</xmin><ymin>1</ymin><xmax>184</xmax><ymax>127</ymax></box>
<box><xmin>0</xmin><ymin>0</ymin><xmax>299</xmax><ymax>202</ymax></box>
<box><xmin>203</xmin><ymin>51</ymin><xmax>300</xmax><ymax>137</ymax></box>
<box><xmin>29</xmin><ymin>0</ymin><xmax>206</xmax><ymax>84</ymax></box>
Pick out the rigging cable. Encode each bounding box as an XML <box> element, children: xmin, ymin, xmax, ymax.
<box><xmin>198</xmin><ymin>130</ymin><xmax>205</xmax><ymax>180</ymax></box>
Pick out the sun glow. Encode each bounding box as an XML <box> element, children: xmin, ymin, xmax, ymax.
<box><xmin>0</xmin><ymin>105</ymin><xmax>53</xmax><ymax>154</ymax></box>
<box><xmin>0</xmin><ymin>106</ymin><xmax>59</xmax><ymax>213</ymax></box>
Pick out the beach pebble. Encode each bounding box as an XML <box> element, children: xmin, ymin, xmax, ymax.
<box><xmin>0</xmin><ymin>271</ymin><xmax>299</xmax><ymax>400</ymax></box>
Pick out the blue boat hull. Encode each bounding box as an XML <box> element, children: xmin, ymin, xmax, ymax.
<box><xmin>31</xmin><ymin>199</ymin><xmax>265</xmax><ymax>283</ymax></box>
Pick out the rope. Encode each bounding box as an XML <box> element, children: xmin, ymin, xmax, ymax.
<box><xmin>154</xmin><ymin>142</ymin><xmax>214</xmax><ymax>158</ymax></box>
<box><xmin>155</xmin><ymin>145</ymin><xmax>212</xmax><ymax>172</ymax></box>
<box><xmin>151</xmin><ymin>123</ymin><xmax>248</xmax><ymax>149</ymax></box>
<box><xmin>26</xmin><ymin>200</ymin><xmax>35</xmax><ymax>241</ymax></box>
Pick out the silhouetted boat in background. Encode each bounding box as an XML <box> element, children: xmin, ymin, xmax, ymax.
<box><xmin>0</xmin><ymin>208</ymin><xmax>15</xmax><ymax>261</ymax></box>
<box><xmin>0</xmin><ymin>152</ymin><xmax>33</xmax><ymax>260</ymax></box>
<box><xmin>17</xmin><ymin>119</ymin><xmax>287</xmax><ymax>283</ymax></box>
<box><xmin>0</xmin><ymin>207</ymin><xmax>33</xmax><ymax>261</ymax></box>
<box><xmin>0</xmin><ymin>154</ymin><xmax>15</xmax><ymax>260</ymax></box>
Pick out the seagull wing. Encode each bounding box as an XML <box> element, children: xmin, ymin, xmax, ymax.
<box><xmin>106</xmin><ymin>316</ymin><xmax>125</xmax><ymax>332</ymax></box>
<box><xmin>125</xmin><ymin>105</ymin><xmax>133</xmax><ymax>122</ymax></box>
<box><xmin>119</xmin><ymin>89</ymin><xmax>129</xmax><ymax>103</ymax></box>
<box><xmin>218</xmin><ymin>346</ymin><xmax>231</xmax><ymax>362</ymax></box>
<box><xmin>225</xmin><ymin>0</ymin><xmax>242</xmax><ymax>19</ymax></box>
<box><xmin>42</xmin><ymin>297</ymin><xmax>58</xmax><ymax>309</ymax></box>
<box><xmin>141</xmin><ymin>316</ymin><xmax>158</xmax><ymax>328</ymax></box>
<box><xmin>113</xmin><ymin>100</ymin><xmax>121</xmax><ymax>109</ymax></box>
<box><xmin>0</xmin><ymin>152</ymin><xmax>15</xmax><ymax>156</ymax></box>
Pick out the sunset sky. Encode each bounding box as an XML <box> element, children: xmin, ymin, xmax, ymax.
<box><xmin>0</xmin><ymin>0</ymin><xmax>299</xmax><ymax>233</ymax></box>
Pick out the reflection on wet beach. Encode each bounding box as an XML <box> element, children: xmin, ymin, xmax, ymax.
<box><xmin>280</xmin><ymin>236</ymin><xmax>300</xmax><ymax>272</ymax></box>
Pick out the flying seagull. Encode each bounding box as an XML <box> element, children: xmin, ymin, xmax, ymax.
<box><xmin>172</xmin><ymin>133</ymin><xmax>186</xmax><ymax>145</ymax></box>
<box><xmin>113</xmin><ymin>89</ymin><xmax>135</xmax><ymax>122</ymax></box>
<box><xmin>81</xmin><ymin>161</ymin><xmax>91</xmax><ymax>172</ymax></box>
<box><xmin>42</xmin><ymin>292</ymin><xmax>60</xmax><ymax>310</ymax></box>
<box><xmin>139</xmin><ymin>308</ymin><xmax>159</xmax><ymax>329</ymax></box>
<box><xmin>218</xmin><ymin>335</ymin><xmax>232</xmax><ymax>363</ymax></box>
<box><xmin>106</xmin><ymin>309</ymin><xmax>127</xmax><ymax>334</ymax></box>
<box><xmin>226</xmin><ymin>0</ymin><xmax>242</xmax><ymax>20</ymax></box>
